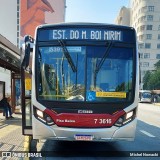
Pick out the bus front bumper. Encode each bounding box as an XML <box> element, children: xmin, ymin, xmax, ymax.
<box><xmin>33</xmin><ymin>117</ymin><xmax>137</xmax><ymax>141</ymax></box>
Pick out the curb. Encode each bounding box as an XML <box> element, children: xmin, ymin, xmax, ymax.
<box><xmin>24</xmin><ymin>136</ymin><xmax>32</xmax><ymax>160</ymax></box>
<box><xmin>153</xmin><ymin>103</ymin><xmax>160</xmax><ymax>106</ymax></box>
<box><xmin>24</xmin><ymin>136</ymin><xmax>32</xmax><ymax>152</ymax></box>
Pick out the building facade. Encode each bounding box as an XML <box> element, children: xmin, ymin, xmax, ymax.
<box><xmin>20</xmin><ymin>0</ymin><xmax>66</xmax><ymax>41</ymax></box>
<box><xmin>0</xmin><ymin>0</ymin><xmax>20</xmax><ymax>97</ymax></box>
<box><xmin>131</xmin><ymin>0</ymin><xmax>160</xmax><ymax>88</ymax></box>
<box><xmin>115</xmin><ymin>6</ymin><xmax>130</xmax><ymax>26</ymax></box>
<box><xmin>0</xmin><ymin>0</ymin><xmax>66</xmax><ymax>99</ymax></box>
<box><xmin>115</xmin><ymin>0</ymin><xmax>160</xmax><ymax>89</ymax></box>
<box><xmin>0</xmin><ymin>0</ymin><xmax>19</xmax><ymax>46</ymax></box>
<box><xmin>0</xmin><ymin>0</ymin><xmax>66</xmax><ymax>47</ymax></box>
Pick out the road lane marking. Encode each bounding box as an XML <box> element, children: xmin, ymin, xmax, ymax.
<box><xmin>140</xmin><ymin>130</ymin><xmax>156</xmax><ymax>138</ymax></box>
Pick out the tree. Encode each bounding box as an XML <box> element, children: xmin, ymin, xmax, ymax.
<box><xmin>143</xmin><ymin>69</ymin><xmax>160</xmax><ymax>90</ymax></box>
<box><xmin>148</xmin><ymin>69</ymin><xmax>160</xmax><ymax>90</ymax></box>
<box><xmin>154</xmin><ymin>60</ymin><xmax>160</xmax><ymax>70</ymax></box>
<box><xmin>143</xmin><ymin>71</ymin><xmax>151</xmax><ymax>89</ymax></box>
<box><xmin>143</xmin><ymin>60</ymin><xmax>160</xmax><ymax>90</ymax></box>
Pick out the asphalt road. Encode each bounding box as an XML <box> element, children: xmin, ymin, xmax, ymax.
<box><xmin>137</xmin><ymin>103</ymin><xmax>160</xmax><ymax>127</ymax></box>
<box><xmin>30</xmin><ymin>103</ymin><xmax>160</xmax><ymax>160</ymax></box>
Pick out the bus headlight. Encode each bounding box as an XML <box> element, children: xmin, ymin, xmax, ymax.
<box><xmin>126</xmin><ymin>111</ymin><xmax>133</xmax><ymax>119</ymax></box>
<box><xmin>34</xmin><ymin>107</ymin><xmax>55</xmax><ymax>126</ymax></box>
<box><xmin>36</xmin><ymin>109</ymin><xmax>43</xmax><ymax>118</ymax></box>
<box><xmin>114</xmin><ymin>109</ymin><xmax>136</xmax><ymax>127</ymax></box>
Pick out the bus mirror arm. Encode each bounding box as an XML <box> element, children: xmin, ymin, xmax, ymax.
<box><xmin>22</xmin><ymin>35</ymin><xmax>34</xmax><ymax>70</ymax></box>
<box><xmin>25</xmin><ymin>66</ymin><xmax>32</xmax><ymax>74</ymax></box>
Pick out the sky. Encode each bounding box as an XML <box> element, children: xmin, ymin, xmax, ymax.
<box><xmin>66</xmin><ymin>0</ymin><xmax>130</xmax><ymax>24</ymax></box>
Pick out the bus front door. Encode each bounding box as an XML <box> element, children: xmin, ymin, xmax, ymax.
<box><xmin>21</xmin><ymin>67</ymin><xmax>32</xmax><ymax>135</ymax></box>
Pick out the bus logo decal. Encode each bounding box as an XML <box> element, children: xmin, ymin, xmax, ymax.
<box><xmin>78</xmin><ymin>110</ymin><xmax>93</xmax><ymax>114</ymax></box>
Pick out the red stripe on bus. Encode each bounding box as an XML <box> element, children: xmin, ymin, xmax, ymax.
<box><xmin>44</xmin><ymin>109</ymin><xmax>125</xmax><ymax>128</ymax></box>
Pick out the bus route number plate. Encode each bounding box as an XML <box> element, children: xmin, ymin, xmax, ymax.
<box><xmin>74</xmin><ymin>135</ymin><xmax>93</xmax><ymax>141</ymax></box>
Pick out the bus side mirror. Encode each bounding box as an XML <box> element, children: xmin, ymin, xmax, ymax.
<box><xmin>21</xmin><ymin>35</ymin><xmax>34</xmax><ymax>70</ymax></box>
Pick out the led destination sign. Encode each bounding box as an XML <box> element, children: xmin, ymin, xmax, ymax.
<box><xmin>38</xmin><ymin>28</ymin><xmax>133</xmax><ymax>42</ymax></box>
<box><xmin>52</xmin><ymin>29</ymin><xmax>122</xmax><ymax>41</ymax></box>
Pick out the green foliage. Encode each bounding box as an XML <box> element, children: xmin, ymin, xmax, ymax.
<box><xmin>154</xmin><ymin>60</ymin><xmax>160</xmax><ymax>70</ymax></box>
<box><xmin>143</xmin><ymin>69</ymin><xmax>160</xmax><ymax>90</ymax></box>
<box><xmin>143</xmin><ymin>71</ymin><xmax>151</xmax><ymax>90</ymax></box>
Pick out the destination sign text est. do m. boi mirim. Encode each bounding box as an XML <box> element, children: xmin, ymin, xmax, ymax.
<box><xmin>50</xmin><ymin>29</ymin><xmax>122</xmax><ymax>41</ymax></box>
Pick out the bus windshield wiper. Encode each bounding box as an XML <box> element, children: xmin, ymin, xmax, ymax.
<box><xmin>95</xmin><ymin>41</ymin><xmax>113</xmax><ymax>74</ymax></box>
<box><xmin>94</xmin><ymin>41</ymin><xmax>113</xmax><ymax>87</ymax></box>
<box><xmin>58</xmin><ymin>40</ymin><xmax>77</xmax><ymax>72</ymax></box>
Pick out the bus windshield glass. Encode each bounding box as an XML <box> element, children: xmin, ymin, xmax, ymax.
<box><xmin>37</xmin><ymin>44</ymin><xmax>134</xmax><ymax>102</ymax></box>
<box><xmin>142</xmin><ymin>92</ymin><xmax>151</xmax><ymax>99</ymax></box>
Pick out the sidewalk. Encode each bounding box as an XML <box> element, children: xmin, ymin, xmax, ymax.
<box><xmin>152</xmin><ymin>102</ymin><xmax>160</xmax><ymax>106</ymax></box>
<box><xmin>154</xmin><ymin>103</ymin><xmax>160</xmax><ymax>106</ymax></box>
<box><xmin>0</xmin><ymin>113</ymin><xmax>29</xmax><ymax>159</ymax></box>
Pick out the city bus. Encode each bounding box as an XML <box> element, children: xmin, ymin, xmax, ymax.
<box><xmin>139</xmin><ymin>90</ymin><xmax>152</xmax><ymax>103</ymax></box>
<box><xmin>21</xmin><ymin>23</ymin><xmax>139</xmax><ymax>142</ymax></box>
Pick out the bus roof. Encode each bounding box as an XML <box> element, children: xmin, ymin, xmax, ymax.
<box><xmin>37</xmin><ymin>22</ymin><xmax>135</xmax><ymax>31</ymax></box>
<box><xmin>139</xmin><ymin>90</ymin><xmax>151</xmax><ymax>93</ymax></box>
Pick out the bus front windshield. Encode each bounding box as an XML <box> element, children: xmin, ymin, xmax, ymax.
<box><xmin>142</xmin><ymin>92</ymin><xmax>151</xmax><ymax>99</ymax></box>
<box><xmin>37</xmin><ymin>45</ymin><xmax>134</xmax><ymax>102</ymax></box>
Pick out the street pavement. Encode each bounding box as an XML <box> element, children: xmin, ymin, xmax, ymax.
<box><xmin>0</xmin><ymin>112</ymin><xmax>29</xmax><ymax>160</ymax></box>
<box><xmin>0</xmin><ymin>103</ymin><xmax>159</xmax><ymax>160</ymax></box>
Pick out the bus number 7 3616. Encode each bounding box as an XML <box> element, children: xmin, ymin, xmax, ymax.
<box><xmin>94</xmin><ymin>119</ymin><xmax>112</xmax><ymax>124</ymax></box>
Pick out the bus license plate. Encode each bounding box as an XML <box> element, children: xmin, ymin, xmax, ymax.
<box><xmin>74</xmin><ymin>135</ymin><xmax>93</xmax><ymax>141</ymax></box>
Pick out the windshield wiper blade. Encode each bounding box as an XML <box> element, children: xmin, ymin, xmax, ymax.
<box><xmin>58</xmin><ymin>40</ymin><xmax>77</xmax><ymax>72</ymax></box>
<box><xmin>94</xmin><ymin>41</ymin><xmax>113</xmax><ymax>88</ymax></box>
<box><xmin>95</xmin><ymin>41</ymin><xmax>113</xmax><ymax>74</ymax></box>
